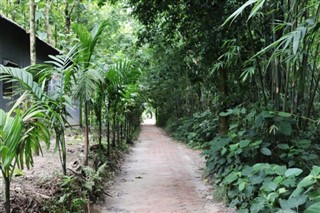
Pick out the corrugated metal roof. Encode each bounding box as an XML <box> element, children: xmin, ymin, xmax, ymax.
<box><xmin>0</xmin><ymin>13</ymin><xmax>61</xmax><ymax>54</ymax></box>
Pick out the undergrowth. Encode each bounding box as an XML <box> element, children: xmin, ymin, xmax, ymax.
<box><xmin>41</xmin><ymin>141</ymin><xmax>131</xmax><ymax>213</ymax></box>
<box><xmin>165</xmin><ymin>110</ymin><xmax>218</xmax><ymax>149</ymax></box>
<box><xmin>42</xmin><ymin>163</ymin><xmax>108</xmax><ymax>213</ymax></box>
<box><xmin>165</xmin><ymin>107</ymin><xmax>320</xmax><ymax>212</ymax></box>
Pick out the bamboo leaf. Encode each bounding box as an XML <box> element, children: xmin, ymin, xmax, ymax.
<box><xmin>293</xmin><ymin>30</ymin><xmax>301</xmax><ymax>55</ymax></box>
<box><xmin>223</xmin><ymin>0</ymin><xmax>258</xmax><ymax>26</ymax></box>
<box><xmin>248</xmin><ymin>0</ymin><xmax>266</xmax><ymax>20</ymax></box>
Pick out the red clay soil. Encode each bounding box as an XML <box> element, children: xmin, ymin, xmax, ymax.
<box><xmin>92</xmin><ymin>125</ymin><xmax>232</xmax><ymax>213</ymax></box>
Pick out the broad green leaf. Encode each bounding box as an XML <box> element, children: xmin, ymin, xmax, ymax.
<box><xmin>272</xmin><ymin>165</ymin><xmax>287</xmax><ymax>175</ymax></box>
<box><xmin>278</xmin><ymin>143</ymin><xmax>289</xmax><ymax>149</ymax></box>
<box><xmin>255</xmin><ymin>114</ymin><xmax>263</xmax><ymax>127</ymax></box>
<box><xmin>305</xmin><ymin>202</ymin><xmax>320</xmax><ymax>213</ymax></box>
<box><xmin>221</xmin><ymin>147</ymin><xmax>227</xmax><ymax>155</ymax></box>
<box><xmin>224</xmin><ymin>172</ymin><xmax>239</xmax><ymax>184</ymax></box>
<box><xmin>239</xmin><ymin>181</ymin><xmax>246</xmax><ymax>191</ymax></box>
<box><xmin>297</xmin><ymin>175</ymin><xmax>315</xmax><ymax>188</ymax></box>
<box><xmin>285</xmin><ymin>168</ymin><xmax>303</xmax><ymax>177</ymax></box>
<box><xmin>230</xmin><ymin>144</ymin><xmax>239</xmax><ymax>152</ymax></box>
<box><xmin>229</xmin><ymin>123</ymin><xmax>238</xmax><ymax>130</ymax></box>
<box><xmin>278</xmin><ymin>121</ymin><xmax>292</xmax><ymax>136</ymax></box>
<box><xmin>262</xmin><ymin>181</ymin><xmax>278</xmax><ymax>192</ymax></box>
<box><xmin>261</xmin><ymin>111</ymin><xmax>273</xmax><ymax>118</ymax></box>
<box><xmin>250</xmin><ymin>196</ymin><xmax>265</xmax><ymax>213</ymax></box>
<box><xmin>291</xmin><ymin>175</ymin><xmax>315</xmax><ymax>197</ymax></box>
<box><xmin>239</xmin><ymin>139</ymin><xmax>250</xmax><ymax>148</ymax></box>
<box><xmin>242</xmin><ymin>166</ymin><xmax>253</xmax><ymax>176</ymax></box>
<box><xmin>278</xmin><ymin>112</ymin><xmax>291</xmax><ymax>117</ymax></box>
<box><xmin>219</xmin><ymin>109</ymin><xmax>233</xmax><ymax>116</ymax></box>
<box><xmin>310</xmin><ymin>166</ymin><xmax>320</xmax><ymax>177</ymax></box>
<box><xmin>295</xmin><ymin>139</ymin><xmax>311</xmax><ymax>149</ymax></box>
<box><xmin>260</xmin><ymin>147</ymin><xmax>272</xmax><ymax>156</ymax></box>
<box><xmin>245</xmin><ymin>109</ymin><xmax>256</xmax><ymax>121</ymax></box>
<box><xmin>251</xmin><ymin>176</ymin><xmax>264</xmax><ymax>184</ymax></box>
<box><xmin>267</xmin><ymin>192</ymin><xmax>277</xmax><ymax>202</ymax></box>
<box><xmin>253</xmin><ymin>163</ymin><xmax>271</xmax><ymax>171</ymax></box>
<box><xmin>278</xmin><ymin>188</ymin><xmax>287</xmax><ymax>194</ymax></box>
<box><xmin>280</xmin><ymin>196</ymin><xmax>307</xmax><ymax>210</ymax></box>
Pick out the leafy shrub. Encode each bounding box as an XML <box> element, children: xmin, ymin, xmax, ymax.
<box><xmin>166</xmin><ymin>110</ymin><xmax>218</xmax><ymax>149</ymax></box>
<box><xmin>224</xmin><ymin>164</ymin><xmax>320</xmax><ymax>212</ymax></box>
<box><xmin>204</xmin><ymin>107</ymin><xmax>320</xmax><ymax>212</ymax></box>
<box><xmin>43</xmin><ymin>164</ymin><xmax>108</xmax><ymax>212</ymax></box>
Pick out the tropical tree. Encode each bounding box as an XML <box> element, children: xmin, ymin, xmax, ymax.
<box><xmin>0</xmin><ymin>47</ymin><xmax>76</xmax><ymax>175</ymax></box>
<box><xmin>92</xmin><ymin>65</ymin><xmax>108</xmax><ymax>151</ymax></box>
<box><xmin>73</xmin><ymin>21</ymin><xmax>107</xmax><ymax>166</ymax></box>
<box><xmin>0</xmin><ymin>92</ymin><xmax>50</xmax><ymax>213</ymax></box>
<box><xmin>120</xmin><ymin>0</ymin><xmax>320</xmax><ymax>211</ymax></box>
<box><xmin>105</xmin><ymin>60</ymin><xmax>141</xmax><ymax>145</ymax></box>
<box><xmin>33</xmin><ymin>46</ymin><xmax>78</xmax><ymax>175</ymax></box>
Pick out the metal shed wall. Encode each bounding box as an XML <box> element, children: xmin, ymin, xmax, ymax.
<box><xmin>0</xmin><ymin>14</ymin><xmax>59</xmax><ymax>111</ymax></box>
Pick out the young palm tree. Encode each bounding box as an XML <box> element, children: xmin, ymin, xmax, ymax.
<box><xmin>92</xmin><ymin>66</ymin><xmax>108</xmax><ymax>151</ymax></box>
<box><xmin>73</xmin><ymin>21</ymin><xmax>107</xmax><ymax>165</ymax></box>
<box><xmin>0</xmin><ymin>93</ymin><xmax>50</xmax><ymax>213</ymax></box>
<box><xmin>0</xmin><ymin>49</ymin><xmax>75</xmax><ymax>175</ymax></box>
<box><xmin>33</xmin><ymin>46</ymin><xmax>78</xmax><ymax>175</ymax></box>
<box><xmin>105</xmin><ymin>60</ymin><xmax>142</xmax><ymax>150</ymax></box>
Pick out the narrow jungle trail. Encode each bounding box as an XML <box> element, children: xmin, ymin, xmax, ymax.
<box><xmin>93</xmin><ymin>125</ymin><xmax>230</xmax><ymax>213</ymax></box>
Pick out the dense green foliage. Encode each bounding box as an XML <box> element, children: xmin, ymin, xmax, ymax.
<box><xmin>125</xmin><ymin>0</ymin><xmax>320</xmax><ymax>212</ymax></box>
<box><xmin>44</xmin><ymin>163</ymin><xmax>108</xmax><ymax>212</ymax></box>
<box><xmin>0</xmin><ymin>1</ymin><xmax>145</xmax><ymax>211</ymax></box>
<box><xmin>1</xmin><ymin>0</ymin><xmax>320</xmax><ymax>212</ymax></box>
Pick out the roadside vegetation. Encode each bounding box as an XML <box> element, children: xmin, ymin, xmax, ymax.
<box><xmin>124</xmin><ymin>0</ymin><xmax>320</xmax><ymax>212</ymax></box>
<box><xmin>0</xmin><ymin>1</ymin><xmax>144</xmax><ymax>212</ymax></box>
<box><xmin>1</xmin><ymin>0</ymin><xmax>320</xmax><ymax>212</ymax></box>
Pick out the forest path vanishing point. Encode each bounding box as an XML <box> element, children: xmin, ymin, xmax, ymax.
<box><xmin>93</xmin><ymin>125</ymin><xmax>231</xmax><ymax>213</ymax></box>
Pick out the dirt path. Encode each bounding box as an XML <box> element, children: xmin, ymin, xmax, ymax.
<box><xmin>93</xmin><ymin>125</ymin><xmax>230</xmax><ymax>213</ymax></box>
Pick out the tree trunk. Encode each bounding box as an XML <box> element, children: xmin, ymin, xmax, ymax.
<box><xmin>79</xmin><ymin>101</ymin><xmax>83</xmax><ymax>128</ymax></box>
<box><xmin>65</xmin><ymin>2</ymin><xmax>71</xmax><ymax>35</ymax></box>
<box><xmin>218</xmin><ymin>68</ymin><xmax>229</xmax><ymax>135</ymax></box>
<box><xmin>45</xmin><ymin>0</ymin><xmax>53</xmax><ymax>45</ymax></box>
<box><xmin>2</xmin><ymin>171</ymin><xmax>10</xmax><ymax>213</ymax></box>
<box><xmin>84</xmin><ymin>101</ymin><xmax>89</xmax><ymax>166</ymax></box>
<box><xmin>120</xmin><ymin>122</ymin><xmax>123</xmax><ymax>143</ymax></box>
<box><xmin>98</xmin><ymin>108</ymin><xmax>102</xmax><ymax>151</ymax></box>
<box><xmin>56</xmin><ymin>130</ymin><xmax>67</xmax><ymax>175</ymax></box>
<box><xmin>112</xmin><ymin>111</ymin><xmax>116</xmax><ymax>148</ymax></box>
<box><xmin>124</xmin><ymin>115</ymin><xmax>128</xmax><ymax>142</ymax></box>
<box><xmin>107</xmin><ymin>101</ymin><xmax>111</xmax><ymax>157</ymax></box>
<box><xmin>116</xmin><ymin>119</ymin><xmax>120</xmax><ymax>145</ymax></box>
<box><xmin>127</xmin><ymin>116</ymin><xmax>131</xmax><ymax>139</ymax></box>
<box><xmin>29</xmin><ymin>0</ymin><xmax>36</xmax><ymax>65</ymax></box>
<box><xmin>61</xmin><ymin>132</ymin><xmax>67</xmax><ymax>175</ymax></box>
